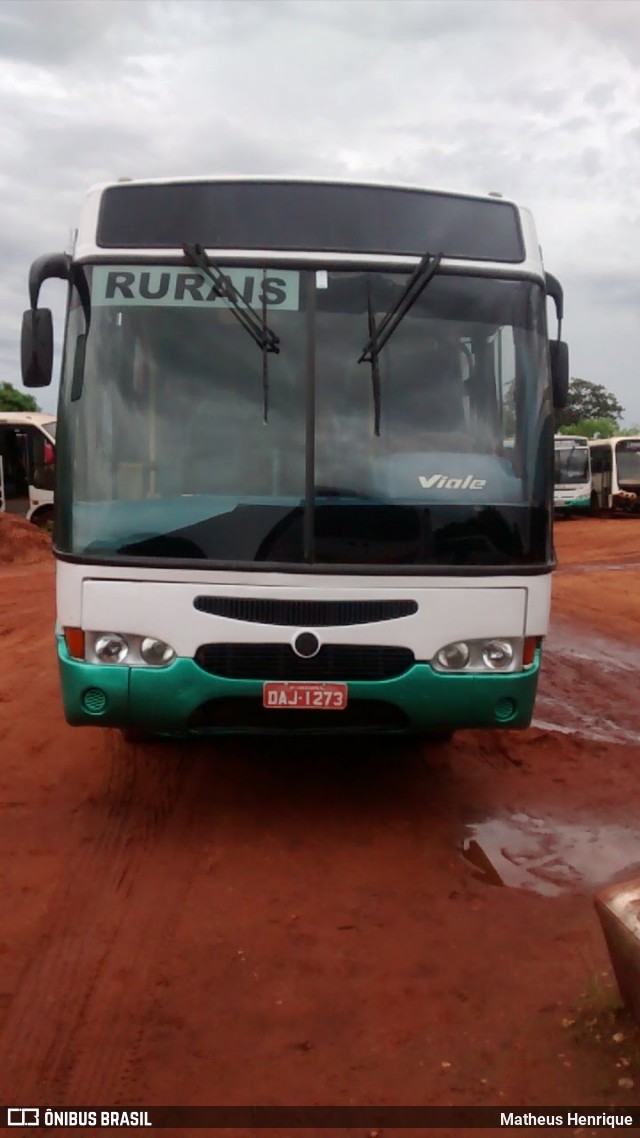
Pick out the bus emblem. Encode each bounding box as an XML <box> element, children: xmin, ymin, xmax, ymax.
<box><xmin>419</xmin><ymin>474</ymin><xmax>487</xmax><ymax>490</ymax></box>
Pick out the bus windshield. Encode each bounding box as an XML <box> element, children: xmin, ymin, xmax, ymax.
<box><xmin>616</xmin><ymin>440</ymin><xmax>640</xmax><ymax>486</ymax></box>
<box><xmin>554</xmin><ymin>441</ymin><xmax>589</xmax><ymax>485</ymax></box>
<box><xmin>58</xmin><ymin>266</ymin><xmax>551</xmax><ymax>568</ymax></box>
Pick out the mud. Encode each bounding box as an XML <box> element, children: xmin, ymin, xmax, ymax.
<box><xmin>461</xmin><ymin>814</ymin><xmax>640</xmax><ymax>897</ymax></box>
<box><xmin>0</xmin><ymin>512</ymin><xmax>52</xmax><ymax>565</ymax></box>
<box><xmin>0</xmin><ymin>516</ymin><xmax>639</xmax><ymax>1125</ymax></box>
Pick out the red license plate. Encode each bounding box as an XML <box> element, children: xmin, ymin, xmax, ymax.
<box><xmin>263</xmin><ymin>682</ymin><xmax>348</xmax><ymax>710</ymax></box>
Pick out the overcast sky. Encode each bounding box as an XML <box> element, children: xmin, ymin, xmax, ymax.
<box><xmin>1</xmin><ymin>0</ymin><xmax>639</xmax><ymax>422</ymax></box>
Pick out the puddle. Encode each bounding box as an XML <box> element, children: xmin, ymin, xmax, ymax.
<box><xmin>556</xmin><ymin>560</ymin><xmax>640</xmax><ymax>575</ymax></box>
<box><xmin>460</xmin><ymin>813</ymin><xmax>640</xmax><ymax>897</ymax></box>
<box><xmin>531</xmin><ymin>712</ymin><xmax>640</xmax><ymax>746</ymax></box>
<box><xmin>545</xmin><ymin>624</ymin><xmax>640</xmax><ymax>672</ymax></box>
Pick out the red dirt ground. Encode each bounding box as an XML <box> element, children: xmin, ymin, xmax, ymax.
<box><xmin>0</xmin><ymin>511</ymin><xmax>51</xmax><ymax>564</ymax></box>
<box><xmin>1</xmin><ymin>514</ymin><xmax>639</xmax><ymax>1136</ymax></box>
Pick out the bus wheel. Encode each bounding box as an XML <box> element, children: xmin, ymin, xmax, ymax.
<box><xmin>589</xmin><ymin>492</ymin><xmax>601</xmax><ymax>518</ymax></box>
<box><xmin>32</xmin><ymin>507</ymin><xmax>54</xmax><ymax>532</ymax></box>
<box><xmin>120</xmin><ymin>727</ymin><xmax>155</xmax><ymax>744</ymax></box>
<box><xmin>424</xmin><ymin>729</ymin><xmax>455</xmax><ymax>745</ymax></box>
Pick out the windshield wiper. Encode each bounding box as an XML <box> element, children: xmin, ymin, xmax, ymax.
<box><xmin>183</xmin><ymin>242</ymin><xmax>280</xmax><ymax>423</ymax></box>
<box><xmin>365</xmin><ymin>280</ymin><xmax>381</xmax><ymax>436</ymax></box>
<box><xmin>358</xmin><ymin>252</ymin><xmax>443</xmax><ymax>434</ymax></box>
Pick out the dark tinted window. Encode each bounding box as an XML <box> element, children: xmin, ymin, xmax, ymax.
<box><xmin>97</xmin><ymin>181</ymin><xmax>525</xmax><ymax>262</ymax></box>
<box><xmin>590</xmin><ymin>446</ymin><xmax>610</xmax><ymax>474</ymax></box>
<box><xmin>616</xmin><ymin>439</ymin><xmax>640</xmax><ymax>484</ymax></box>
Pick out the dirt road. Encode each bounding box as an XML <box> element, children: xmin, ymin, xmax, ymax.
<box><xmin>1</xmin><ymin>516</ymin><xmax>639</xmax><ymax>1131</ymax></box>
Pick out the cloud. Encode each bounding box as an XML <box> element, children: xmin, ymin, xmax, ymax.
<box><xmin>0</xmin><ymin>0</ymin><xmax>638</xmax><ymax>423</ymax></box>
<box><xmin>0</xmin><ymin>0</ymin><xmax>156</xmax><ymax>66</ymax></box>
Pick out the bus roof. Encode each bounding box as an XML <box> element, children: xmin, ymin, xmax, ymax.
<box><xmin>73</xmin><ymin>175</ymin><xmax>544</xmax><ymax>274</ymax></box>
<box><xmin>0</xmin><ymin>411</ymin><xmax>56</xmax><ymax>433</ymax></box>
<box><xmin>588</xmin><ymin>436</ymin><xmax>640</xmax><ymax>446</ymax></box>
<box><xmin>555</xmin><ymin>434</ymin><xmax>589</xmax><ymax>443</ymax></box>
<box><xmin>88</xmin><ymin>173</ymin><xmax>522</xmax><ymax>205</ymax></box>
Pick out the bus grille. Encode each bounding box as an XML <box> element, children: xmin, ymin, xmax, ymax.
<box><xmin>189</xmin><ymin>697</ymin><xmax>411</xmax><ymax>733</ymax></box>
<box><xmin>193</xmin><ymin>596</ymin><xmax>418</xmax><ymax>626</ymax></box>
<box><xmin>194</xmin><ymin>643</ymin><xmax>415</xmax><ymax>681</ymax></box>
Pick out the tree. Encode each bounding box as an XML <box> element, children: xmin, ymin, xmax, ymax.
<box><xmin>557</xmin><ymin>417</ymin><xmax>618</xmax><ymax>440</ymax></box>
<box><xmin>0</xmin><ymin>382</ymin><xmax>39</xmax><ymax>412</ymax></box>
<box><xmin>556</xmin><ymin>378</ymin><xmax>623</xmax><ymax>429</ymax></box>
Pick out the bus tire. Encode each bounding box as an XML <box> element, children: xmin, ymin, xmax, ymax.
<box><xmin>120</xmin><ymin>727</ymin><xmax>155</xmax><ymax>745</ymax></box>
<box><xmin>424</xmin><ymin>729</ymin><xmax>455</xmax><ymax>745</ymax></box>
<box><xmin>32</xmin><ymin>506</ymin><xmax>54</xmax><ymax>532</ymax></box>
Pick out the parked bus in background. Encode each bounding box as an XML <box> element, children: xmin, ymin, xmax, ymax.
<box><xmin>553</xmin><ymin>434</ymin><xmax>591</xmax><ymax>515</ymax></box>
<box><xmin>0</xmin><ymin>411</ymin><xmax>56</xmax><ymax>528</ymax></box>
<box><xmin>589</xmin><ymin>436</ymin><xmax>640</xmax><ymax>515</ymax></box>
<box><xmin>20</xmin><ymin>176</ymin><xmax>568</xmax><ymax>740</ymax></box>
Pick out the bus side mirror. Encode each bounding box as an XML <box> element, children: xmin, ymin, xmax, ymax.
<box><xmin>545</xmin><ymin>273</ymin><xmax>563</xmax><ymax>324</ymax></box>
<box><xmin>21</xmin><ymin>251</ymin><xmax>71</xmax><ymax>388</ymax></box>
<box><xmin>550</xmin><ymin>340</ymin><xmax>569</xmax><ymax>409</ymax></box>
<box><xmin>21</xmin><ymin>309</ymin><xmax>54</xmax><ymax>387</ymax></box>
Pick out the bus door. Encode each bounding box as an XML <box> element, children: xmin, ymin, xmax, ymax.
<box><xmin>0</xmin><ymin>424</ymin><xmax>30</xmax><ymax>515</ymax></box>
<box><xmin>600</xmin><ymin>446</ymin><xmax>613</xmax><ymax>508</ymax></box>
<box><xmin>590</xmin><ymin>444</ymin><xmax>612</xmax><ymax>511</ymax></box>
<box><xmin>0</xmin><ymin>424</ymin><xmax>55</xmax><ymax>521</ymax></box>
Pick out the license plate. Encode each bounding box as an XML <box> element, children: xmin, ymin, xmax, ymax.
<box><xmin>262</xmin><ymin>682</ymin><xmax>348</xmax><ymax>710</ymax></box>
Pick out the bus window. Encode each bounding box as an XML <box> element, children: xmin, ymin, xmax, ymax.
<box><xmin>31</xmin><ymin>429</ymin><xmax>56</xmax><ymax>492</ymax></box>
<box><xmin>0</xmin><ymin>425</ymin><xmax>29</xmax><ymax>503</ymax></box>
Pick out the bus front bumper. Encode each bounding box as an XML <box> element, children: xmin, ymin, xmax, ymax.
<box><xmin>554</xmin><ymin>495</ymin><xmax>590</xmax><ymax>510</ymax></box>
<box><xmin>57</xmin><ymin>636</ymin><xmax>542</xmax><ymax>736</ymax></box>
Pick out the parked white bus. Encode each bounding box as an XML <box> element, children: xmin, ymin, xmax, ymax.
<box><xmin>21</xmin><ymin>176</ymin><xmax>568</xmax><ymax>739</ymax></box>
<box><xmin>553</xmin><ymin>434</ymin><xmax>591</xmax><ymax>514</ymax></box>
<box><xmin>0</xmin><ymin>410</ymin><xmax>56</xmax><ymax>527</ymax></box>
<box><xmin>589</xmin><ymin>436</ymin><xmax>640</xmax><ymax>515</ymax></box>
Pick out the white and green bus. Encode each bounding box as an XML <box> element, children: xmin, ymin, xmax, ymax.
<box><xmin>589</xmin><ymin>436</ymin><xmax>640</xmax><ymax>515</ymax></box>
<box><xmin>21</xmin><ymin>177</ymin><xmax>568</xmax><ymax>739</ymax></box>
<box><xmin>0</xmin><ymin>410</ymin><xmax>56</xmax><ymax>528</ymax></box>
<box><xmin>553</xmin><ymin>434</ymin><xmax>591</xmax><ymax>514</ymax></box>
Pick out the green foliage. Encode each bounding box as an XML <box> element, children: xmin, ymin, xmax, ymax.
<box><xmin>0</xmin><ymin>382</ymin><xmax>40</xmax><ymax>412</ymax></box>
<box><xmin>556</xmin><ymin>378</ymin><xmax>624</xmax><ymax>429</ymax></box>
<box><xmin>556</xmin><ymin>418</ymin><xmax>618</xmax><ymax>440</ymax></box>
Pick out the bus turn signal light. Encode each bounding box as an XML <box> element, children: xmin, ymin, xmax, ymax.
<box><xmin>523</xmin><ymin>637</ymin><xmax>537</xmax><ymax>667</ymax></box>
<box><xmin>64</xmin><ymin>627</ymin><xmax>85</xmax><ymax>660</ymax></box>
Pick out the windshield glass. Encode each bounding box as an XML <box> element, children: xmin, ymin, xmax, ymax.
<box><xmin>554</xmin><ymin>442</ymin><xmax>589</xmax><ymax>485</ymax></box>
<box><xmin>57</xmin><ymin>265</ymin><xmax>552</xmax><ymax>568</ymax></box>
<box><xmin>616</xmin><ymin>440</ymin><xmax>640</xmax><ymax>485</ymax></box>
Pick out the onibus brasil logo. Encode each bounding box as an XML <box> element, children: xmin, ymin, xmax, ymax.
<box><xmin>6</xmin><ymin>1107</ymin><xmax>152</xmax><ymax>1127</ymax></box>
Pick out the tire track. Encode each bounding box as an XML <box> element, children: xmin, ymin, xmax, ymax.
<box><xmin>0</xmin><ymin>733</ymin><xmax>203</xmax><ymax>1102</ymax></box>
<box><xmin>62</xmin><ymin>746</ymin><xmax>217</xmax><ymax>1106</ymax></box>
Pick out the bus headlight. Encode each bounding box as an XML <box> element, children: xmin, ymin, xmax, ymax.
<box><xmin>88</xmin><ymin>632</ymin><xmax>176</xmax><ymax>667</ymax></box>
<box><xmin>481</xmin><ymin>640</ymin><xmax>514</xmax><ymax>670</ymax></box>
<box><xmin>141</xmin><ymin>637</ymin><xmax>175</xmax><ymax>667</ymax></box>
<box><xmin>432</xmin><ymin>637</ymin><xmax>523</xmax><ymax>673</ymax></box>
<box><xmin>434</xmin><ymin>641</ymin><xmax>470</xmax><ymax>671</ymax></box>
<box><xmin>94</xmin><ymin>634</ymin><xmax>129</xmax><ymax>665</ymax></box>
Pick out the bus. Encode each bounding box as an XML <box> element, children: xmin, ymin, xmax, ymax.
<box><xmin>589</xmin><ymin>436</ymin><xmax>640</xmax><ymax>515</ymax></box>
<box><xmin>553</xmin><ymin>434</ymin><xmax>591</xmax><ymax>514</ymax></box>
<box><xmin>0</xmin><ymin>410</ymin><xmax>56</xmax><ymax>528</ymax></box>
<box><xmin>20</xmin><ymin>176</ymin><xmax>568</xmax><ymax>739</ymax></box>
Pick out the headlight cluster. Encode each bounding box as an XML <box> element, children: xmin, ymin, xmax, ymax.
<box><xmin>432</xmin><ymin>638</ymin><xmax>525</xmax><ymax>674</ymax></box>
<box><xmin>89</xmin><ymin>633</ymin><xmax>176</xmax><ymax>668</ymax></box>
